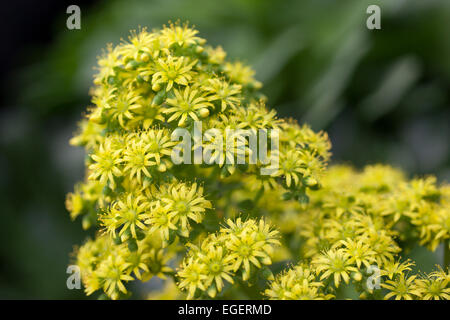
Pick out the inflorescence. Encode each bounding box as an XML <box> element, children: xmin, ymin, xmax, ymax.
<box><xmin>66</xmin><ymin>22</ymin><xmax>448</xmax><ymax>300</ymax></box>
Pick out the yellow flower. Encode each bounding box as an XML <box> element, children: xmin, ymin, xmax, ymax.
<box><xmin>123</xmin><ymin>138</ymin><xmax>156</xmax><ymax>183</ymax></box>
<box><xmin>254</xmin><ymin>219</ymin><xmax>281</xmax><ymax>255</ymax></box>
<box><xmin>119</xmin><ymin>28</ymin><xmax>155</xmax><ymax>61</ymax></box>
<box><xmin>158</xmin><ymin>182</ymin><xmax>212</xmax><ymax>237</ymax></box>
<box><xmin>65</xmin><ymin>189</ymin><xmax>84</xmax><ymax>220</ymax></box>
<box><xmin>339</xmin><ymin>237</ymin><xmax>376</xmax><ymax>269</ymax></box>
<box><xmin>140</xmin><ymin>129</ymin><xmax>178</xmax><ymax>164</ymax></box>
<box><xmin>205</xmin><ymin>45</ymin><xmax>226</xmax><ymax>64</ymax></box>
<box><xmin>102</xmin><ymin>193</ymin><xmax>149</xmax><ymax>239</ymax></box>
<box><xmin>108</xmin><ymin>90</ymin><xmax>141</xmax><ymax>128</ymax></box>
<box><xmin>141</xmin><ymin>247</ymin><xmax>174</xmax><ymax>280</ymax></box>
<box><xmin>88</xmin><ymin>138</ymin><xmax>123</xmax><ymax>188</ymax></box>
<box><xmin>313</xmin><ymin>248</ymin><xmax>358</xmax><ymax>288</ymax></box>
<box><xmin>177</xmin><ymin>257</ymin><xmax>207</xmax><ymax>299</ymax></box>
<box><xmin>204</xmin><ymin>79</ymin><xmax>241</xmax><ymax>111</ymax></box>
<box><xmin>144</xmin><ymin>200</ymin><xmax>178</xmax><ymax>241</ymax></box>
<box><xmin>415</xmin><ymin>276</ymin><xmax>450</xmax><ymax>300</ymax></box>
<box><xmin>265</xmin><ymin>264</ymin><xmax>331</xmax><ymax>300</ymax></box>
<box><xmin>197</xmin><ymin>245</ymin><xmax>234</xmax><ymax>297</ymax></box>
<box><xmin>365</xmin><ymin>230</ymin><xmax>400</xmax><ymax>266</ymax></box>
<box><xmin>382</xmin><ymin>274</ymin><xmax>421</xmax><ymax>300</ymax></box>
<box><xmin>234</xmin><ymin>102</ymin><xmax>279</xmax><ymax>130</ymax></box>
<box><xmin>69</xmin><ymin>119</ymin><xmax>105</xmax><ymax>149</ymax></box>
<box><xmin>124</xmin><ymin>246</ymin><xmax>151</xmax><ymax>280</ymax></box>
<box><xmin>225</xmin><ymin>225</ymin><xmax>271</xmax><ymax>280</ymax></box>
<box><xmin>359</xmin><ymin>164</ymin><xmax>405</xmax><ymax>193</ymax></box>
<box><xmin>381</xmin><ymin>259</ymin><xmax>414</xmax><ymax>280</ymax></box>
<box><xmin>152</xmin><ymin>55</ymin><xmax>196</xmax><ymax>91</ymax></box>
<box><xmin>406</xmin><ymin>201</ymin><xmax>449</xmax><ymax>251</ymax></box>
<box><xmin>160</xmin><ymin>23</ymin><xmax>204</xmax><ymax>48</ymax></box>
<box><xmin>128</xmin><ymin>97</ymin><xmax>165</xmax><ymax>129</ymax></box>
<box><xmin>277</xmin><ymin>150</ymin><xmax>306</xmax><ymax>188</ymax></box>
<box><xmin>94</xmin><ymin>44</ymin><xmax>121</xmax><ymax>84</ymax></box>
<box><xmin>96</xmin><ymin>254</ymin><xmax>134</xmax><ymax>300</ymax></box>
<box><xmin>164</xmin><ymin>86</ymin><xmax>212</xmax><ymax>126</ymax></box>
<box><xmin>76</xmin><ymin>236</ymin><xmax>111</xmax><ymax>275</ymax></box>
<box><xmin>91</xmin><ymin>87</ymin><xmax>117</xmax><ymax>111</ymax></box>
<box><xmin>202</xmin><ymin>126</ymin><xmax>247</xmax><ymax>168</ymax></box>
<box><xmin>224</xmin><ymin>61</ymin><xmax>262</xmax><ymax>89</ymax></box>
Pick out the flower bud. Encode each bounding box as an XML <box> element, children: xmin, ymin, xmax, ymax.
<box><xmin>158</xmin><ymin>163</ymin><xmax>167</xmax><ymax>172</ymax></box>
<box><xmin>353</xmin><ymin>272</ymin><xmax>363</xmax><ymax>282</ymax></box>
<box><xmin>152</xmin><ymin>83</ymin><xmax>161</xmax><ymax>92</ymax></box>
<box><xmin>199</xmin><ymin>108</ymin><xmax>210</xmax><ymax>118</ymax></box>
<box><xmin>82</xmin><ymin>215</ymin><xmax>92</xmax><ymax>230</ymax></box>
<box><xmin>140</xmin><ymin>53</ymin><xmax>150</xmax><ymax>62</ymax></box>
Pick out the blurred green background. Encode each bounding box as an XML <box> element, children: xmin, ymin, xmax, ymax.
<box><xmin>0</xmin><ymin>0</ymin><xmax>449</xmax><ymax>298</ymax></box>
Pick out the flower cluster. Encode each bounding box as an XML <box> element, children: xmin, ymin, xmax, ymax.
<box><xmin>76</xmin><ymin>233</ymin><xmax>173</xmax><ymax>300</ymax></box>
<box><xmin>67</xmin><ymin>23</ymin><xmax>448</xmax><ymax>300</ymax></box>
<box><xmin>177</xmin><ymin>218</ymin><xmax>280</xmax><ymax>299</ymax></box>
<box><xmin>67</xmin><ymin>22</ymin><xmax>329</xmax><ymax>300</ymax></box>
<box><xmin>69</xmin><ymin>22</ymin><xmax>330</xmax><ymax>202</ymax></box>
<box><xmin>265</xmin><ymin>165</ymin><xmax>449</xmax><ymax>300</ymax></box>
<box><xmin>100</xmin><ymin>181</ymin><xmax>212</xmax><ymax>245</ymax></box>
<box><xmin>264</xmin><ymin>264</ymin><xmax>333</xmax><ymax>300</ymax></box>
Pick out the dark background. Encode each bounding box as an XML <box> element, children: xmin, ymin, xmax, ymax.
<box><xmin>0</xmin><ymin>0</ymin><xmax>449</xmax><ymax>298</ymax></box>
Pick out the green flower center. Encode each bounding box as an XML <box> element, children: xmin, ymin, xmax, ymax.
<box><xmin>167</xmin><ymin>70</ymin><xmax>178</xmax><ymax>79</ymax></box>
<box><xmin>209</xmin><ymin>261</ymin><xmax>223</xmax><ymax>274</ymax></box>
<box><xmin>148</xmin><ymin>141</ymin><xmax>160</xmax><ymax>153</ymax></box>
<box><xmin>239</xmin><ymin>245</ymin><xmax>251</xmax><ymax>257</ymax></box>
<box><xmin>175</xmin><ymin>201</ymin><xmax>189</xmax><ymax>215</ymax></box>
<box><xmin>180</xmin><ymin>101</ymin><xmax>191</xmax><ymax>112</ymax></box>
<box><xmin>157</xmin><ymin>214</ymin><xmax>168</xmax><ymax>225</ymax></box>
